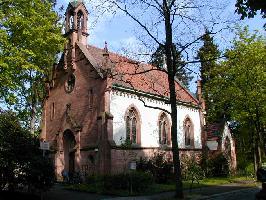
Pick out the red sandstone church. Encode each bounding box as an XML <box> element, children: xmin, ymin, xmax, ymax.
<box><xmin>40</xmin><ymin>1</ymin><xmax>236</xmax><ymax>179</ymax></box>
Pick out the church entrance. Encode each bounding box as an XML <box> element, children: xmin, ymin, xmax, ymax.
<box><xmin>63</xmin><ymin>130</ymin><xmax>76</xmax><ymax>177</ymax></box>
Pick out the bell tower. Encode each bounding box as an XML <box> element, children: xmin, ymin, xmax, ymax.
<box><xmin>64</xmin><ymin>0</ymin><xmax>89</xmax><ymax>70</ymax></box>
<box><xmin>65</xmin><ymin>0</ymin><xmax>89</xmax><ymax>45</ymax></box>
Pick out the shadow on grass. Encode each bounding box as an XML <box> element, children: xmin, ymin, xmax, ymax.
<box><xmin>64</xmin><ymin>177</ymin><xmax>258</xmax><ymax>198</ymax></box>
<box><xmin>0</xmin><ymin>191</ymin><xmax>40</xmax><ymax>200</ymax></box>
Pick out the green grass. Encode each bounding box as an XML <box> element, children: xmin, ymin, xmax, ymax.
<box><xmin>65</xmin><ymin>176</ymin><xmax>256</xmax><ymax>197</ymax></box>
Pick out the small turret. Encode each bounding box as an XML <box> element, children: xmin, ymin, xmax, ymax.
<box><xmin>64</xmin><ymin>0</ymin><xmax>89</xmax><ymax>71</ymax></box>
<box><xmin>65</xmin><ymin>0</ymin><xmax>89</xmax><ymax>45</ymax></box>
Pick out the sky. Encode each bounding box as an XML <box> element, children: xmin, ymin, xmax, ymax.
<box><xmin>57</xmin><ymin>0</ymin><xmax>265</xmax><ymax>93</ymax></box>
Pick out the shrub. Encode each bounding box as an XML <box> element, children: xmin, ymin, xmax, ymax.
<box><xmin>204</xmin><ymin>153</ymin><xmax>229</xmax><ymax>177</ymax></box>
<box><xmin>24</xmin><ymin>156</ymin><xmax>55</xmax><ymax>193</ymax></box>
<box><xmin>235</xmin><ymin>152</ymin><xmax>255</xmax><ymax>177</ymax></box>
<box><xmin>0</xmin><ymin>111</ymin><xmax>54</xmax><ymax>193</ymax></box>
<box><xmin>181</xmin><ymin>154</ymin><xmax>204</xmax><ymax>188</ymax></box>
<box><xmin>137</xmin><ymin>151</ymin><xmax>173</xmax><ymax>183</ymax></box>
<box><xmin>245</xmin><ymin>163</ymin><xmax>255</xmax><ymax>178</ymax></box>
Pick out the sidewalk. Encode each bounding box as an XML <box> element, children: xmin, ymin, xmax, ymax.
<box><xmin>45</xmin><ymin>182</ymin><xmax>260</xmax><ymax>200</ymax></box>
<box><xmin>102</xmin><ymin>182</ymin><xmax>259</xmax><ymax>200</ymax></box>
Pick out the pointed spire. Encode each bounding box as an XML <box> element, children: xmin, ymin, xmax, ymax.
<box><xmin>103</xmin><ymin>41</ymin><xmax>109</xmax><ymax>57</ymax></box>
<box><xmin>70</xmin><ymin>0</ymin><xmax>82</xmax><ymax>8</ymax></box>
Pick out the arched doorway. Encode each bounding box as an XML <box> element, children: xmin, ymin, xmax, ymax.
<box><xmin>63</xmin><ymin>130</ymin><xmax>76</xmax><ymax>176</ymax></box>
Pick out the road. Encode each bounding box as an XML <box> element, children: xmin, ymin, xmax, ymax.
<box><xmin>204</xmin><ymin>187</ymin><xmax>260</xmax><ymax>200</ymax></box>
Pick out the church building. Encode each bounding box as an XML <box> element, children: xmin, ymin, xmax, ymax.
<box><xmin>40</xmin><ymin>1</ymin><xmax>206</xmax><ymax>179</ymax></box>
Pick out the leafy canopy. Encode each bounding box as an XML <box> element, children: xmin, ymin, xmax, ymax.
<box><xmin>196</xmin><ymin>30</ymin><xmax>221</xmax><ymax>122</ymax></box>
<box><xmin>235</xmin><ymin>0</ymin><xmax>266</xmax><ymax>19</ymax></box>
<box><xmin>0</xmin><ymin>0</ymin><xmax>64</xmax><ymax>106</ymax></box>
<box><xmin>0</xmin><ymin>110</ymin><xmax>54</xmax><ymax>191</ymax></box>
<box><xmin>206</xmin><ymin>27</ymin><xmax>266</xmax><ymax>126</ymax></box>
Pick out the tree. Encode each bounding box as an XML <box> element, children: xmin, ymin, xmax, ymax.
<box><xmin>206</xmin><ymin>27</ymin><xmax>266</xmax><ymax>172</ymax></box>
<box><xmin>196</xmin><ymin>30</ymin><xmax>221</xmax><ymax>122</ymax></box>
<box><xmin>0</xmin><ymin>110</ymin><xmax>54</xmax><ymax>192</ymax></box>
<box><xmin>97</xmin><ymin>0</ymin><xmax>228</xmax><ymax>198</ymax></box>
<box><xmin>150</xmin><ymin>44</ymin><xmax>193</xmax><ymax>88</ymax></box>
<box><xmin>235</xmin><ymin>0</ymin><xmax>266</xmax><ymax>19</ymax></box>
<box><xmin>0</xmin><ymin>0</ymin><xmax>65</xmax><ymax>132</ymax></box>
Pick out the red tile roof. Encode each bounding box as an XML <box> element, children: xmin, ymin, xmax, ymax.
<box><xmin>206</xmin><ymin>122</ymin><xmax>225</xmax><ymax>140</ymax></box>
<box><xmin>85</xmin><ymin>44</ymin><xmax>199</xmax><ymax>106</ymax></box>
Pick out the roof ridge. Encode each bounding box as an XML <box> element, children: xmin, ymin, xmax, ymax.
<box><xmin>87</xmin><ymin>44</ymin><xmax>140</xmax><ymax>64</ymax></box>
<box><xmin>85</xmin><ymin>44</ymin><xmax>198</xmax><ymax>105</ymax></box>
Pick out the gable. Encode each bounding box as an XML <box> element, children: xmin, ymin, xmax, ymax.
<box><xmin>77</xmin><ymin>43</ymin><xmax>104</xmax><ymax>78</ymax></box>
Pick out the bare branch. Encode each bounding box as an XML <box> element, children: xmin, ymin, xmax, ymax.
<box><xmin>110</xmin><ymin>1</ymin><xmax>163</xmax><ymax>46</ymax></box>
<box><xmin>138</xmin><ymin>96</ymin><xmax>171</xmax><ymax>114</ymax></box>
<box><xmin>177</xmin><ymin>29</ymin><xmax>223</xmax><ymax>54</ymax></box>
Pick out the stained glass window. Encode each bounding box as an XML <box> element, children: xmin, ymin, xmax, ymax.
<box><xmin>159</xmin><ymin>113</ymin><xmax>169</xmax><ymax>145</ymax></box>
<box><xmin>184</xmin><ymin>118</ymin><xmax>193</xmax><ymax>147</ymax></box>
<box><xmin>125</xmin><ymin>108</ymin><xmax>139</xmax><ymax>144</ymax></box>
<box><xmin>65</xmin><ymin>74</ymin><xmax>75</xmax><ymax>93</ymax></box>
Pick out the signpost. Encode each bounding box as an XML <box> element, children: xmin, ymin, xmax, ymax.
<box><xmin>129</xmin><ymin>161</ymin><xmax>136</xmax><ymax>194</ymax></box>
<box><xmin>206</xmin><ymin>140</ymin><xmax>218</xmax><ymax>151</ymax></box>
<box><xmin>40</xmin><ymin>141</ymin><xmax>50</xmax><ymax>157</ymax></box>
<box><xmin>129</xmin><ymin>161</ymin><xmax>136</xmax><ymax>170</ymax></box>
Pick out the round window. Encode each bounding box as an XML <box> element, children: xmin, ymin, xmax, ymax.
<box><xmin>65</xmin><ymin>74</ymin><xmax>75</xmax><ymax>93</ymax></box>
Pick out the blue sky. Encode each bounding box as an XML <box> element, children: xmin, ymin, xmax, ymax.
<box><xmin>57</xmin><ymin>0</ymin><xmax>265</xmax><ymax>92</ymax></box>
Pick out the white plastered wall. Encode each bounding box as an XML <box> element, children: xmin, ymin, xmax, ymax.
<box><xmin>110</xmin><ymin>90</ymin><xmax>202</xmax><ymax>149</ymax></box>
<box><xmin>221</xmin><ymin>123</ymin><xmax>237</xmax><ymax>170</ymax></box>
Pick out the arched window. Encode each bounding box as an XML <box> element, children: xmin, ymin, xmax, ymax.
<box><xmin>158</xmin><ymin>113</ymin><xmax>170</xmax><ymax>145</ymax></box>
<box><xmin>69</xmin><ymin>15</ymin><xmax>74</xmax><ymax>29</ymax></box>
<box><xmin>184</xmin><ymin>117</ymin><xmax>194</xmax><ymax>147</ymax></box>
<box><xmin>125</xmin><ymin>107</ymin><xmax>140</xmax><ymax>144</ymax></box>
<box><xmin>65</xmin><ymin>74</ymin><xmax>75</xmax><ymax>93</ymax></box>
<box><xmin>77</xmin><ymin>11</ymin><xmax>84</xmax><ymax>30</ymax></box>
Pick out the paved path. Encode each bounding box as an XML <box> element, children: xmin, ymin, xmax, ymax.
<box><xmin>197</xmin><ymin>187</ymin><xmax>260</xmax><ymax>200</ymax></box>
<box><xmin>44</xmin><ymin>183</ymin><xmax>261</xmax><ymax>200</ymax></box>
<box><xmin>103</xmin><ymin>185</ymin><xmax>260</xmax><ymax>200</ymax></box>
<box><xmin>44</xmin><ymin>184</ymin><xmax>113</xmax><ymax>200</ymax></box>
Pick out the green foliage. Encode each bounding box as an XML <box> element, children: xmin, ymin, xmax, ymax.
<box><xmin>204</xmin><ymin>154</ymin><xmax>230</xmax><ymax>177</ymax></box>
<box><xmin>119</xmin><ymin>137</ymin><xmax>133</xmax><ymax>149</ymax></box>
<box><xmin>150</xmin><ymin>44</ymin><xmax>193</xmax><ymax>88</ymax></box>
<box><xmin>245</xmin><ymin>163</ymin><xmax>255</xmax><ymax>177</ymax></box>
<box><xmin>0</xmin><ymin>110</ymin><xmax>54</xmax><ymax>192</ymax></box>
<box><xmin>206</xmin><ymin>27</ymin><xmax>266</xmax><ymax>169</ymax></box>
<box><xmin>136</xmin><ymin>151</ymin><xmax>173</xmax><ymax>183</ymax></box>
<box><xmin>207</xmin><ymin>27</ymin><xmax>266</xmax><ymax>124</ymax></box>
<box><xmin>181</xmin><ymin>155</ymin><xmax>204</xmax><ymax>186</ymax></box>
<box><xmin>24</xmin><ymin>156</ymin><xmax>55</xmax><ymax>192</ymax></box>
<box><xmin>197</xmin><ymin>30</ymin><xmax>221</xmax><ymax>86</ymax></box>
<box><xmin>0</xmin><ymin>0</ymin><xmax>65</xmax><ymax>129</ymax></box>
<box><xmin>196</xmin><ymin>30</ymin><xmax>221</xmax><ymax>122</ymax></box>
<box><xmin>235</xmin><ymin>0</ymin><xmax>266</xmax><ymax>20</ymax></box>
<box><xmin>234</xmin><ymin>126</ymin><xmax>254</xmax><ymax>176</ymax></box>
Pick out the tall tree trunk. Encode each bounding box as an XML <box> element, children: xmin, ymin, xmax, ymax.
<box><xmin>253</xmin><ymin>131</ymin><xmax>259</xmax><ymax>173</ymax></box>
<box><xmin>163</xmin><ymin>0</ymin><xmax>183</xmax><ymax>198</ymax></box>
<box><xmin>255</xmin><ymin>106</ymin><xmax>264</xmax><ymax>165</ymax></box>
<box><xmin>30</xmin><ymin>102</ymin><xmax>37</xmax><ymax>135</ymax></box>
<box><xmin>30</xmin><ymin>82</ymin><xmax>37</xmax><ymax>135</ymax></box>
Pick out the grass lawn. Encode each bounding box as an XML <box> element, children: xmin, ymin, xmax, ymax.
<box><xmin>65</xmin><ymin>176</ymin><xmax>256</xmax><ymax>197</ymax></box>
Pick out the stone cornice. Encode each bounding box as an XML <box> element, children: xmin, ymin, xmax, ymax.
<box><xmin>112</xmin><ymin>84</ymin><xmax>200</xmax><ymax>110</ymax></box>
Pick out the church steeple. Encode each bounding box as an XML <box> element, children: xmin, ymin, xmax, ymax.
<box><xmin>64</xmin><ymin>1</ymin><xmax>89</xmax><ymax>71</ymax></box>
<box><xmin>64</xmin><ymin>0</ymin><xmax>89</xmax><ymax>45</ymax></box>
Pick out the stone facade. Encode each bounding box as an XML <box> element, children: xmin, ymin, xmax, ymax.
<box><xmin>40</xmin><ymin>1</ymin><xmax>206</xmax><ymax>179</ymax></box>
